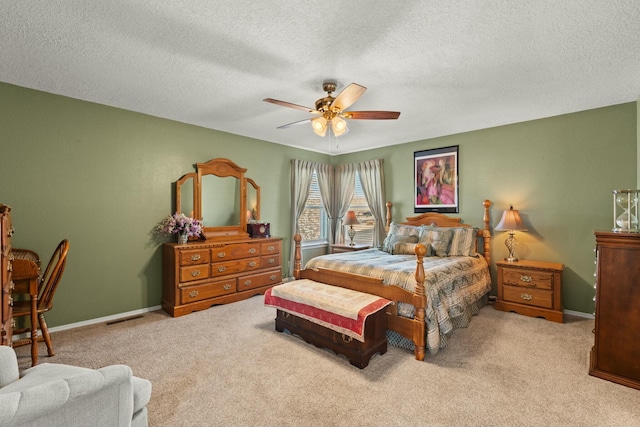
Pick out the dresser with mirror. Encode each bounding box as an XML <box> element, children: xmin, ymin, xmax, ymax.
<box><xmin>162</xmin><ymin>158</ymin><xmax>282</xmax><ymax>317</ymax></box>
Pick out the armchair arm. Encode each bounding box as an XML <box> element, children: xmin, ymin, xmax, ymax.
<box><xmin>0</xmin><ymin>364</ymin><xmax>134</xmax><ymax>427</ymax></box>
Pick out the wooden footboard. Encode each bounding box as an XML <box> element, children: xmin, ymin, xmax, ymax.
<box><xmin>293</xmin><ymin>243</ymin><xmax>428</xmax><ymax>361</ymax></box>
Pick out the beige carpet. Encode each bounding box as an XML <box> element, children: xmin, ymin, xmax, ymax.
<box><xmin>14</xmin><ymin>297</ymin><xmax>640</xmax><ymax>427</ymax></box>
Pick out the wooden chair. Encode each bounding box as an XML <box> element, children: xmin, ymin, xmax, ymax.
<box><xmin>12</xmin><ymin>239</ymin><xmax>69</xmax><ymax>357</ymax></box>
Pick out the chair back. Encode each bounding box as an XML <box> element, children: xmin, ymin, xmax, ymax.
<box><xmin>38</xmin><ymin>239</ymin><xmax>69</xmax><ymax>312</ymax></box>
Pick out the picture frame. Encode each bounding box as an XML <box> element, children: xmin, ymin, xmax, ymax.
<box><xmin>414</xmin><ymin>145</ymin><xmax>459</xmax><ymax>213</ymax></box>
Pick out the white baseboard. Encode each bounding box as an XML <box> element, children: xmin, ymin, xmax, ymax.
<box><xmin>50</xmin><ymin>305</ymin><xmax>163</xmax><ymax>333</ymax></box>
<box><xmin>564</xmin><ymin>309</ymin><xmax>594</xmax><ymax>319</ymax></box>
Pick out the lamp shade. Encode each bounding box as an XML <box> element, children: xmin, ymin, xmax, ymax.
<box><xmin>495</xmin><ymin>206</ymin><xmax>527</xmax><ymax>232</ymax></box>
<box><xmin>311</xmin><ymin>117</ymin><xmax>328</xmax><ymax>136</ymax></box>
<box><xmin>344</xmin><ymin>210</ymin><xmax>360</xmax><ymax>226</ymax></box>
<box><xmin>331</xmin><ymin>117</ymin><xmax>348</xmax><ymax>137</ymax></box>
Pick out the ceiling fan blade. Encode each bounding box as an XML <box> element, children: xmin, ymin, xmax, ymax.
<box><xmin>277</xmin><ymin>118</ymin><xmax>313</xmax><ymax>129</ymax></box>
<box><xmin>263</xmin><ymin>98</ymin><xmax>317</xmax><ymax>113</ymax></box>
<box><xmin>341</xmin><ymin>111</ymin><xmax>401</xmax><ymax>120</ymax></box>
<box><xmin>331</xmin><ymin>83</ymin><xmax>366</xmax><ymax>111</ymax></box>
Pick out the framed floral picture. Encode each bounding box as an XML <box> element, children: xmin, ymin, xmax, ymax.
<box><xmin>414</xmin><ymin>145</ymin><xmax>459</xmax><ymax>213</ymax></box>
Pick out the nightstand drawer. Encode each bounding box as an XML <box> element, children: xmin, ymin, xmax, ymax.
<box><xmin>502</xmin><ymin>285</ymin><xmax>553</xmax><ymax>309</ymax></box>
<box><xmin>502</xmin><ymin>268</ymin><xmax>553</xmax><ymax>290</ymax></box>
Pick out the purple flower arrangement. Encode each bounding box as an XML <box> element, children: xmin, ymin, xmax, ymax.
<box><xmin>158</xmin><ymin>213</ymin><xmax>203</xmax><ymax>237</ymax></box>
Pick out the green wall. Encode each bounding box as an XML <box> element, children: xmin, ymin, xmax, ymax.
<box><xmin>336</xmin><ymin>102</ymin><xmax>637</xmax><ymax>314</ymax></box>
<box><xmin>0</xmin><ymin>82</ymin><xmax>636</xmax><ymax>327</ymax></box>
<box><xmin>0</xmin><ymin>82</ymin><xmax>329</xmax><ymax>327</ymax></box>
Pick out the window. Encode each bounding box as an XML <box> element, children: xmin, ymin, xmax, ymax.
<box><xmin>298</xmin><ymin>170</ymin><xmax>328</xmax><ymax>242</ymax></box>
<box><xmin>346</xmin><ymin>172</ymin><xmax>374</xmax><ymax>245</ymax></box>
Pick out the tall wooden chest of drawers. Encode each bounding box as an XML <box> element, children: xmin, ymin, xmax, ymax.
<box><xmin>0</xmin><ymin>205</ymin><xmax>13</xmax><ymax>346</ymax></box>
<box><xmin>590</xmin><ymin>231</ymin><xmax>640</xmax><ymax>390</ymax></box>
<box><xmin>495</xmin><ymin>259</ymin><xmax>564</xmax><ymax>323</ymax></box>
<box><xmin>162</xmin><ymin>237</ymin><xmax>283</xmax><ymax>317</ymax></box>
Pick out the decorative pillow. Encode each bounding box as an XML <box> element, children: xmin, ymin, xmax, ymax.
<box><xmin>383</xmin><ymin>234</ymin><xmax>418</xmax><ymax>254</ymax></box>
<box><xmin>418</xmin><ymin>226</ymin><xmax>453</xmax><ymax>257</ymax></box>
<box><xmin>392</xmin><ymin>241</ymin><xmax>434</xmax><ymax>256</ymax></box>
<box><xmin>382</xmin><ymin>223</ymin><xmax>421</xmax><ymax>253</ymax></box>
<box><xmin>447</xmin><ymin>227</ymin><xmax>478</xmax><ymax>256</ymax></box>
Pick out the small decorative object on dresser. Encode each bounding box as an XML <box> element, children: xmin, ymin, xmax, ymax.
<box><xmin>495</xmin><ymin>259</ymin><xmax>564</xmax><ymax>323</ymax></box>
<box><xmin>247</xmin><ymin>222</ymin><xmax>270</xmax><ymax>238</ymax></box>
<box><xmin>157</xmin><ymin>212</ymin><xmax>203</xmax><ymax>243</ymax></box>
<box><xmin>590</xmin><ymin>231</ymin><xmax>640</xmax><ymax>390</ymax></box>
<box><xmin>612</xmin><ymin>189</ymin><xmax>639</xmax><ymax>232</ymax></box>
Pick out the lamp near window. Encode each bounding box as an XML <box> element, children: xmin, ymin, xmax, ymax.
<box><xmin>495</xmin><ymin>206</ymin><xmax>528</xmax><ymax>262</ymax></box>
<box><xmin>344</xmin><ymin>210</ymin><xmax>360</xmax><ymax>246</ymax></box>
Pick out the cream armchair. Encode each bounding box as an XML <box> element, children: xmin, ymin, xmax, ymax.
<box><xmin>0</xmin><ymin>346</ymin><xmax>151</xmax><ymax>427</ymax></box>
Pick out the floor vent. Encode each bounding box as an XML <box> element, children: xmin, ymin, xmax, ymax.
<box><xmin>106</xmin><ymin>315</ymin><xmax>144</xmax><ymax>326</ymax></box>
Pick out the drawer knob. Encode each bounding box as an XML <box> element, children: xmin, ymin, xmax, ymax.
<box><xmin>270</xmin><ymin>274</ymin><xmax>277</xmax><ymax>281</ymax></box>
<box><xmin>191</xmin><ymin>270</ymin><xmax>201</xmax><ymax>277</ymax></box>
<box><xmin>249</xmin><ymin>248</ymin><xmax>257</xmax><ymax>254</ymax></box>
<box><xmin>267</xmin><ymin>245</ymin><xmax>275</xmax><ymax>252</ymax></box>
<box><xmin>248</xmin><ymin>261</ymin><xmax>257</xmax><ymax>267</ymax></box>
<box><xmin>217</xmin><ymin>252</ymin><xmax>226</xmax><ymax>258</ymax></box>
<box><xmin>8</xmin><ymin>296</ymin><xmax>13</xmax><ymax>306</ymax></box>
<box><xmin>520</xmin><ymin>293</ymin><xmax>533</xmax><ymax>301</ymax></box>
<box><xmin>282</xmin><ymin>311</ymin><xmax>290</xmax><ymax>318</ymax></box>
<box><xmin>223</xmin><ymin>284</ymin><xmax>232</xmax><ymax>291</ymax></box>
<box><xmin>218</xmin><ymin>266</ymin><xmax>226</xmax><ymax>273</ymax></box>
<box><xmin>341</xmin><ymin>334</ymin><xmax>353</xmax><ymax>343</ymax></box>
<box><xmin>519</xmin><ymin>275</ymin><xmax>533</xmax><ymax>283</ymax></box>
<box><xmin>189</xmin><ymin>290</ymin><xmax>199</xmax><ymax>298</ymax></box>
<box><xmin>268</xmin><ymin>259</ymin><xmax>275</xmax><ymax>264</ymax></box>
<box><xmin>190</xmin><ymin>254</ymin><xmax>201</xmax><ymax>261</ymax></box>
<box><xmin>244</xmin><ymin>280</ymin><xmax>252</xmax><ymax>286</ymax></box>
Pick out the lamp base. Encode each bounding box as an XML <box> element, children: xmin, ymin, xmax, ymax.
<box><xmin>504</xmin><ymin>256</ymin><xmax>519</xmax><ymax>263</ymax></box>
<box><xmin>348</xmin><ymin>226</ymin><xmax>356</xmax><ymax>246</ymax></box>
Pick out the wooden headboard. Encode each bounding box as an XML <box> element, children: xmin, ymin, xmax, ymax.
<box><xmin>387</xmin><ymin>199</ymin><xmax>492</xmax><ymax>264</ymax></box>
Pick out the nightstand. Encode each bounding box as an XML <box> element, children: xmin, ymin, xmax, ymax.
<box><xmin>330</xmin><ymin>243</ymin><xmax>371</xmax><ymax>254</ymax></box>
<box><xmin>495</xmin><ymin>259</ymin><xmax>564</xmax><ymax>323</ymax></box>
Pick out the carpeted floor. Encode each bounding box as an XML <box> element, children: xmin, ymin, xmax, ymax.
<box><xmin>14</xmin><ymin>297</ymin><xmax>640</xmax><ymax>427</ymax></box>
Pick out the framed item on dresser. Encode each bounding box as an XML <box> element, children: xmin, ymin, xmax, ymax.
<box><xmin>414</xmin><ymin>145</ymin><xmax>459</xmax><ymax>213</ymax></box>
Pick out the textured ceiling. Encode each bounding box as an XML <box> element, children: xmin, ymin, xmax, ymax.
<box><xmin>2</xmin><ymin>1</ymin><xmax>639</xmax><ymax>154</ymax></box>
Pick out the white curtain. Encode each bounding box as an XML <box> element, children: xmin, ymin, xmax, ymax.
<box><xmin>333</xmin><ymin>163</ymin><xmax>356</xmax><ymax>244</ymax></box>
<box><xmin>315</xmin><ymin>163</ymin><xmax>335</xmax><ymax>244</ymax></box>
<box><xmin>289</xmin><ymin>159</ymin><xmax>315</xmax><ymax>276</ymax></box>
<box><xmin>356</xmin><ymin>159</ymin><xmax>387</xmax><ymax>247</ymax></box>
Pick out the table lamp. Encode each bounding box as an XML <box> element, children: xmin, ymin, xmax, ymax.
<box><xmin>495</xmin><ymin>206</ymin><xmax>528</xmax><ymax>262</ymax></box>
<box><xmin>344</xmin><ymin>210</ymin><xmax>360</xmax><ymax>246</ymax></box>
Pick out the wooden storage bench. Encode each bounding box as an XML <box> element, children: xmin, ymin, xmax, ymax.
<box><xmin>274</xmin><ymin>308</ymin><xmax>387</xmax><ymax>369</ymax></box>
<box><xmin>265</xmin><ymin>279</ymin><xmax>390</xmax><ymax>369</ymax></box>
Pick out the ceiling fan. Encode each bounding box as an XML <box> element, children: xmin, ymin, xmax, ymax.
<box><xmin>263</xmin><ymin>81</ymin><xmax>400</xmax><ymax>137</ymax></box>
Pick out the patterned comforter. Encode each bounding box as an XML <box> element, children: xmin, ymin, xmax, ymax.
<box><xmin>304</xmin><ymin>248</ymin><xmax>492</xmax><ymax>355</ymax></box>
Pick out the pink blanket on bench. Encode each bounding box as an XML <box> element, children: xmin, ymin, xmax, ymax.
<box><xmin>264</xmin><ymin>279</ymin><xmax>392</xmax><ymax>342</ymax></box>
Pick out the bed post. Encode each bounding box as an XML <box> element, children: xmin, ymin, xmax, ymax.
<box><xmin>481</xmin><ymin>200</ymin><xmax>492</xmax><ymax>265</ymax></box>
<box><xmin>385</xmin><ymin>202</ymin><xmax>392</xmax><ymax>231</ymax></box>
<box><xmin>413</xmin><ymin>243</ymin><xmax>427</xmax><ymax>361</ymax></box>
<box><xmin>293</xmin><ymin>234</ymin><xmax>302</xmax><ymax>279</ymax></box>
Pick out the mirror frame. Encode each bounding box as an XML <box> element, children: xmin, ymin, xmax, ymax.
<box><xmin>246</xmin><ymin>178</ymin><xmax>260</xmax><ymax>221</ymax></box>
<box><xmin>175</xmin><ymin>172</ymin><xmax>196</xmax><ymax>218</ymax></box>
<box><xmin>175</xmin><ymin>158</ymin><xmax>254</xmax><ymax>240</ymax></box>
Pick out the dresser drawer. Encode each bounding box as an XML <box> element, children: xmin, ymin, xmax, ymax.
<box><xmin>502</xmin><ymin>284</ymin><xmax>553</xmax><ymax>309</ymax></box>
<box><xmin>237</xmin><ymin>269</ymin><xmax>281</xmax><ymax>291</ymax></box>
<box><xmin>211</xmin><ymin>257</ymin><xmax>261</xmax><ymax>278</ymax></box>
<box><xmin>211</xmin><ymin>243</ymin><xmax>260</xmax><ymax>262</ymax></box>
<box><xmin>179</xmin><ymin>264</ymin><xmax>210</xmax><ymax>283</ymax></box>
<box><xmin>502</xmin><ymin>268</ymin><xmax>553</xmax><ymax>290</ymax></box>
<box><xmin>179</xmin><ymin>249</ymin><xmax>210</xmax><ymax>266</ymax></box>
<box><xmin>261</xmin><ymin>254</ymin><xmax>280</xmax><ymax>269</ymax></box>
<box><xmin>180</xmin><ymin>279</ymin><xmax>235</xmax><ymax>303</ymax></box>
<box><xmin>261</xmin><ymin>241</ymin><xmax>281</xmax><ymax>255</ymax></box>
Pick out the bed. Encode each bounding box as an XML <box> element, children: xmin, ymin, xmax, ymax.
<box><xmin>292</xmin><ymin>199</ymin><xmax>493</xmax><ymax>360</ymax></box>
